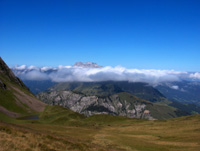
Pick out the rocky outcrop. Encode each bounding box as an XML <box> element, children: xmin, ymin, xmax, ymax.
<box><xmin>73</xmin><ymin>62</ymin><xmax>102</xmax><ymax>68</ymax></box>
<box><xmin>0</xmin><ymin>57</ymin><xmax>27</xmax><ymax>88</ymax></box>
<box><xmin>37</xmin><ymin>91</ymin><xmax>154</xmax><ymax>120</ymax></box>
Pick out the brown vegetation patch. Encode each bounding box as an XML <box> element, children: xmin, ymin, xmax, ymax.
<box><xmin>0</xmin><ymin>122</ymin><xmax>122</xmax><ymax>151</ymax></box>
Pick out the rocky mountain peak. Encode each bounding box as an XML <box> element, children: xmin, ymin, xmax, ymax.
<box><xmin>0</xmin><ymin>57</ymin><xmax>26</xmax><ymax>88</ymax></box>
<box><xmin>73</xmin><ymin>62</ymin><xmax>102</xmax><ymax>68</ymax></box>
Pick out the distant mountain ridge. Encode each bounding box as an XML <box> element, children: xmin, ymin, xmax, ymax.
<box><xmin>73</xmin><ymin>62</ymin><xmax>102</xmax><ymax>68</ymax></box>
<box><xmin>156</xmin><ymin>81</ymin><xmax>200</xmax><ymax>106</ymax></box>
<box><xmin>37</xmin><ymin>90</ymin><xmax>188</xmax><ymax>120</ymax></box>
<box><xmin>6</xmin><ymin>59</ymin><xmax>200</xmax><ymax>119</ymax></box>
<box><xmin>37</xmin><ymin>81</ymin><xmax>190</xmax><ymax>119</ymax></box>
<box><xmin>50</xmin><ymin>81</ymin><xmax>166</xmax><ymax>102</ymax></box>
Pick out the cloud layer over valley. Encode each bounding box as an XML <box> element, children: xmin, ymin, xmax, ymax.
<box><xmin>11</xmin><ymin>62</ymin><xmax>200</xmax><ymax>84</ymax></box>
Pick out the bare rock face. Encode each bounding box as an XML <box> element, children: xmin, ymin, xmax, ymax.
<box><xmin>37</xmin><ymin>90</ymin><xmax>155</xmax><ymax>120</ymax></box>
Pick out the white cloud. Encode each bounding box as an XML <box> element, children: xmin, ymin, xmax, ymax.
<box><xmin>171</xmin><ymin>85</ymin><xmax>179</xmax><ymax>90</ymax></box>
<box><xmin>58</xmin><ymin>65</ymin><xmax>72</xmax><ymax>69</ymax></box>
<box><xmin>40</xmin><ymin>66</ymin><xmax>56</xmax><ymax>72</ymax></box>
<box><xmin>11</xmin><ymin>65</ymin><xmax>190</xmax><ymax>84</ymax></box>
<box><xmin>189</xmin><ymin>72</ymin><xmax>200</xmax><ymax>80</ymax></box>
<box><xmin>27</xmin><ymin>65</ymin><xmax>38</xmax><ymax>70</ymax></box>
<box><xmin>13</xmin><ymin>65</ymin><xmax>26</xmax><ymax>70</ymax></box>
<box><xmin>21</xmin><ymin>70</ymin><xmax>50</xmax><ymax>81</ymax></box>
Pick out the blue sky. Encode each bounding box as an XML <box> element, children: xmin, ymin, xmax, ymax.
<box><xmin>0</xmin><ymin>0</ymin><xmax>200</xmax><ymax>71</ymax></box>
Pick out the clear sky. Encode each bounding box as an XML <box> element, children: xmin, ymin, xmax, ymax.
<box><xmin>0</xmin><ymin>0</ymin><xmax>200</xmax><ymax>71</ymax></box>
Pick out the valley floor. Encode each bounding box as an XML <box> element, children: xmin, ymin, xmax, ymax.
<box><xmin>0</xmin><ymin>114</ymin><xmax>200</xmax><ymax>151</ymax></box>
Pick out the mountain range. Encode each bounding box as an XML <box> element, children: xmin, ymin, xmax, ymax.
<box><xmin>1</xmin><ymin>57</ymin><xmax>200</xmax><ymax>151</ymax></box>
<box><xmin>2</xmin><ymin>58</ymin><xmax>200</xmax><ymax>119</ymax></box>
<box><xmin>38</xmin><ymin>80</ymin><xmax>200</xmax><ymax>119</ymax></box>
<box><xmin>156</xmin><ymin>81</ymin><xmax>200</xmax><ymax>106</ymax></box>
<box><xmin>7</xmin><ymin>61</ymin><xmax>200</xmax><ymax>119</ymax></box>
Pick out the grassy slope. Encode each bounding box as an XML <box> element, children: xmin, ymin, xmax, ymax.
<box><xmin>51</xmin><ymin>81</ymin><xmax>164</xmax><ymax>101</ymax></box>
<box><xmin>0</xmin><ymin>88</ymin><xmax>29</xmax><ymax>114</ymax></box>
<box><xmin>39</xmin><ymin>105</ymin><xmax>86</xmax><ymax>125</ymax></box>
<box><xmin>0</xmin><ymin>73</ymin><xmax>45</xmax><ymax>116</ymax></box>
<box><xmin>0</xmin><ymin>105</ymin><xmax>200</xmax><ymax>151</ymax></box>
<box><xmin>0</xmin><ymin>74</ymin><xmax>31</xmax><ymax>115</ymax></box>
<box><xmin>51</xmin><ymin>82</ymin><xmax>123</xmax><ymax>96</ymax></box>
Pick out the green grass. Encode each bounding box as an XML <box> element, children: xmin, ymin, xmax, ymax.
<box><xmin>0</xmin><ymin>89</ymin><xmax>28</xmax><ymax>114</ymax></box>
<box><xmin>38</xmin><ymin>105</ymin><xmax>147</xmax><ymax>127</ymax></box>
<box><xmin>117</xmin><ymin>92</ymin><xmax>150</xmax><ymax>104</ymax></box>
<box><xmin>0</xmin><ymin>74</ymin><xmax>42</xmax><ymax>116</ymax></box>
<box><xmin>0</xmin><ymin>104</ymin><xmax>200</xmax><ymax>151</ymax></box>
<box><xmin>0</xmin><ymin>112</ymin><xmax>18</xmax><ymax>123</ymax></box>
<box><xmin>38</xmin><ymin>105</ymin><xmax>87</xmax><ymax>126</ymax></box>
<box><xmin>51</xmin><ymin>82</ymin><xmax>122</xmax><ymax>97</ymax></box>
<box><xmin>146</xmin><ymin>103</ymin><xmax>178</xmax><ymax>119</ymax></box>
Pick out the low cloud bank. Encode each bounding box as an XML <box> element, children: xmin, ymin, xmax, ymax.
<box><xmin>189</xmin><ymin>72</ymin><xmax>200</xmax><ymax>80</ymax></box>
<box><xmin>11</xmin><ymin>65</ymin><xmax>195</xmax><ymax>84</ymax></box>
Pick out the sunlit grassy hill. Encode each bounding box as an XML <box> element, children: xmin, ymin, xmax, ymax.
<box><xmin>0</xmin><ymin>57</ymin><xmax>46</xmax><ymax>119</ymax></box>
<box><xmin>0</xmin><ymin>104</ymin><xmax>200</xmax><ymax>151</ymax></box>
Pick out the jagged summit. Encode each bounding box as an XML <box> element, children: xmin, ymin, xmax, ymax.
<box><xmin>73</xmin><ymin>61</ymin><xmax>102</xmax><ymax>68</ymax></box>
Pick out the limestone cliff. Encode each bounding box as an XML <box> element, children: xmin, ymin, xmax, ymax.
<box><xmin>37</xmin><ymin>91</ymin><xmax>154</xmax><ymax>120</ymax></box>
